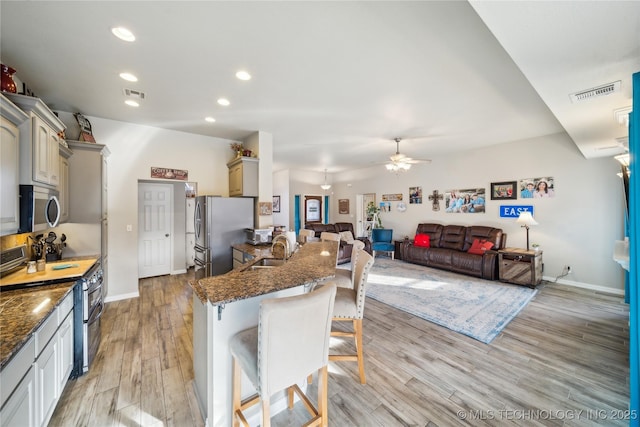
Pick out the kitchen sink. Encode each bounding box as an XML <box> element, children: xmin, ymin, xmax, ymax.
<box><xmin>245</xmin><ymin>258</ymin><xmax>286</xmax><ymax>270</ymax></box>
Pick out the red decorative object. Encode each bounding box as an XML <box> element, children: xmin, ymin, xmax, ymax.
<box><xmin>414</xmin><ymin>234</ymin><xmax>431</xmax><ymax>248</ymax></box>
<box><xmin>1</xmin><ymin>64</ymin><xmax>17</xmax><ymax>93</ymax></box>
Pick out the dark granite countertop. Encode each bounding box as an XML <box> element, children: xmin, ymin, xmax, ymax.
<box><xmin>0</xmin><ymin>256</ymin><xmax>99</xmax><ymax>371</ymax></box>
<box><xmin>0</xmin><ymin>282</ymin><xmax>75</xmax><ymax>370</ymax></box>
<box><xmin>191</xmin><ymin>241</ymin><xmax>337</xmax><ymax>305</ymax></box>
<box><xmin>232</xmin><ymin>242</ymin><xmax>272</xmax><ymax>260</ymax></box>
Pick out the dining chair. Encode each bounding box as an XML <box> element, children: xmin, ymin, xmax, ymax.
<box><xmin>329</xmin><ymin>248</ymin><xmax>374</xmax><ymax>384</ymax></box>
<box><xmin>299</xmin><ymin>228</ymin><xmax>317</xmax><ymax>243</ymax></box>
<box><xmin>333</xmin><ymin>239</ymin><xmax>365</xmax><ymax>288</ymax></box>
<box><xmin>230</xmin><ymin>283</ymin><xmax>337</xmax><ymax>427</ymax></box>
<box><xmin>320</xmin><ymin>232</ymin><xmax>341</xmax><ymax>265</ymax></box>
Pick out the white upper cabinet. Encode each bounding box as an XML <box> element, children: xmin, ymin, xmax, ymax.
<box><xmin>4</xmin><ymin>93</ymin><xmax>65</xmax><ymax>189</ymax></box>
<box><xmin>0</xmin><ymin>94</ymin><xmax>29</xmax><ymax>236</ymax></box>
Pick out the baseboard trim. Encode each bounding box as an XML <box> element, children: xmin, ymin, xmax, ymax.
<box><xmin>172</xmin><ymin>268</ymin><xmax>187</xmax><ymax>275</ymax></box>
<box><xmin>104</xmin><ymin>291</ymin><xmax>139</xmax><ymax>303</ymax></box>
<box><xmin>542</xmin><ymin>276</ymin><xmax>624</xmax><ymax>297</ymax></box>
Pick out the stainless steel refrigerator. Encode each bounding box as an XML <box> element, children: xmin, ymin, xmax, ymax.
<box><xmin>194</xmin><ymin>196</ymin><xmax>254</xmax><ymax>279</ymax></box>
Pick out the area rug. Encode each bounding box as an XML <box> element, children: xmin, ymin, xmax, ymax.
<box><xmin>356</xmin><ymin>258</ymin><xmax>538</xmax><ymax>344</ymax></box>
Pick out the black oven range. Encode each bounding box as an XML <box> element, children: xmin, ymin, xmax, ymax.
<box><xmin>73</xmin><ymin>261</ymin><xmax>104</xmax><ymax>376</ymax></box>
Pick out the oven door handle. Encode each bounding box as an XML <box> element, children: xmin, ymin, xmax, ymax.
<box><xmin>88</xmin><ymin>300</ymin><xmax>104</xmax><ymax>323</ymax></box>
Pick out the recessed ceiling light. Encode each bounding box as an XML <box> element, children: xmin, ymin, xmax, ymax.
<box><xmin>125</xmin><ymin>99</ymin><xmax>139</xmax><ymax>107</ymax></box>
<box><xmin>119</xmin><ymin>72</ymin><xmax>138</xmax><ymax>82</ymax></box>
<box><xmin>236</xmin><ymin>70</ymin><xmax>251</xmax><ymax>81</ymax></box>
<box><xmin>217</xmin><ymin>98</ymin><xmax>230</xmax><ymax>106</ymax></box>
<box><xmin>205</xmin><ymin>117</ymin><xmax>216</xmax><ymax>123</ymax></box>
<box><xmin>111</xmin><ymin>26</ymin><xmax>135</xmax><ymax>42</ymax></box>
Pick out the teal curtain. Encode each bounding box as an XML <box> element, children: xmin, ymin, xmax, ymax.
<box><xmin>629</xmin><ymin>70</ymin><xmax>638</xmax><ymax>426</ymax></box>
<box><xmin>324</xmin><ymin>195</ymin><xmax>329</xmax><ymax>224</ymax></box>
<box><xmin>294</xmin><ymin>195</ymin><xmax>301</xmax><ymax>234</ymax></box>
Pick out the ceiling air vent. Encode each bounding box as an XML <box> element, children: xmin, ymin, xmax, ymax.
<box><xmin>122</xmin><ymin>88</ymin><xmax>145</xmax><ymax>100</ymax></box>
<box><xmin>569</xmin><ymin>81</ymin><xmax>620</xmax><ymax>103</ymax></box>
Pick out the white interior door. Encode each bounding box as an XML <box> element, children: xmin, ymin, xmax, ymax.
<box><xmin>138</xmin><ymin>182</ymin><xmax>172</xmax><ymax>278</ymax></box>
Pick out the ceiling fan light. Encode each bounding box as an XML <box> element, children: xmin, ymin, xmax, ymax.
<box><xmin>320</xmin><ymin>168</ymin><xmax>331</xmax><ymax>190</ymax></box>
<box><xmin>385</xmin><ymin>163</ymin><xmax>395</xmax><ymax>171</ymax></box>
<box><xmin>401</xmin><ymin>163</ymin><xmax>411</xmax><ymax>170</ymax></box>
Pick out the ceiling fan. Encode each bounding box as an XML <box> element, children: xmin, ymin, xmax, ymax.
<box><xmin>385</xmin><ymin>138</ymin><xmax>431</xmax><ymax>172</ymax></box>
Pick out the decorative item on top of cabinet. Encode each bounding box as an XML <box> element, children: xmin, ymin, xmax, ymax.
<box><xmin>0</xmin><ymin>94</ymin><xmax>29</xmax><ymax>236</ymax></box>
<box><xmin>4</xmin><ymin>92</ymin><xmax>66</xmax><ymax>188</ymax></box>
<box><xmin>1</xmin><ymin>64</ymin><xmax>17</xmax><ymax>93</ymax></box>
<box><xmin>227</xmin><ymin>156</ymin><xmax>258</xmax><ymax>197</ymax></box>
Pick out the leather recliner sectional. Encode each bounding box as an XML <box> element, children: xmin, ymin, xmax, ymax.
<box><xmin>304</xmin><ymin>222</ymin><xmax>372</xmax><ymax>264</ymax></box>
<box><xmin>400</xmin><ymin>223</ymin><xmax>507</xmax><ymax>280</ymax></box>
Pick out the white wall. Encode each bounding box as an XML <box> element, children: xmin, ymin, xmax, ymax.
<box><xmin>90</xmin><ymin>116</ymin><xmax>235</xmax><ymax>299</ymax></box>
<box><xmin>300</xmin><ymin>132</ymin><xmax>626</xmax><ymax>293</ymax></box>
<box><xmin>83</xmin><ymin>116</ymin><xmax>624</xmax><ymax>298</ymax></box>
<box><xmin>272</xmin><ymin>169</ymin><xmax>291</xmax><ymax>230</ymax></box>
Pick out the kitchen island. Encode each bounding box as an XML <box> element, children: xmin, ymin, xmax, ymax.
<box><xmin>190</xmin><ymin>241</ymin><xmax>337</xmax><ymax>427</ymax></box>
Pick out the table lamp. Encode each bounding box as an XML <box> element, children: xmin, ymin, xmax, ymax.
<box><xmin>516</xmin><ymin>211</ymin><xmax>538</xmax><ymax>251</ymax></box>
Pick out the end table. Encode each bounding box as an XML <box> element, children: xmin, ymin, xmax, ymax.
<box><xmin>498</xmin><ymin>247</ymin><xmax>543</xmax><ymax>288</ymax></box>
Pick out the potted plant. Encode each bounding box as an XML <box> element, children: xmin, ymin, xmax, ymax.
<box><xmin>230</xmin><ymin>142</ymin><xmax>244</xmax><ymax>157</ymax></box>
<box><xmin>531</xmin><ymin>243</ymin><xmax>540</xmax><ymax>252</ymax></box>
<box><xmin>366</xmin><ymin>202</ymin><xmax>383</xmax><ymax>228</ymax></box>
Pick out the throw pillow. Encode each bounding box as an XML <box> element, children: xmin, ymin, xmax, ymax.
<box><xmin>468</xmin><ymin>238</ymin><xmax>494</xmax><ymax>255</ymax></box>
<box><xmin>339</xmin><ymin>230</ymin><xmax>355</xmax><ymax>244</ymax></box>
<box><xmin>414</xmin><ymin>234</ymin><xmax>431</xmax><ymax>247</ymax></box>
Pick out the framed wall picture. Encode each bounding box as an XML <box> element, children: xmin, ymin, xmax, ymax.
<box><xmin>445</xmin><ymin>188</ymin><xmax>486</xmax><ymax>213</ymax></box>
<box><xmin>490</xmin><ymin>181</ymin><xmax>517</xmax><ymax>200</ymax></box>
<box><xmin>272</xmin><ymin>196</ymin><xmax>281</xmax><ymax>213</ymax></box>
<box><xmin>382</xmin><ymin>193</ymin><xmax>403</xmax><ymax>201</ymax></box>
<box><xmin>520</xmin><ymin>177</ymin><xmax>555</xmax><ymax>198</ymax></box>
<box><xmin>338</xmin><ymin>199</ymin><xmax>349</xmax><ymax>214</ymax></box>
<box><xmin>259</xmin><ymin>202</ymin><xmax>273</xmax><ymax>216</ymax></box>
<box><xmin>409</xmin><ymin>186</ymin><xmax>422</xmax><ymax>204</ymax></box>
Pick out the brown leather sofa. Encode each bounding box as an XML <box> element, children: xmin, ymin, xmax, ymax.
<box><xmin>304</xmin><ymin>222</ymin><xmax>372</xmax><ymax>264</ymax></box>
<box><xmin>401</xmin><ymin>223</ymin><xmax>506</xmax><ymax>280</ymax></box>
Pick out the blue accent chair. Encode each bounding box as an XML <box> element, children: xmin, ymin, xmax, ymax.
<box><xmin>371</xmin><ymin>228</ymin><xmax>394</xmax><ymax>259</ymax></box>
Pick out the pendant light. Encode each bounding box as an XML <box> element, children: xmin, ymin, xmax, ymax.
<box><xmin>320</xmin><ymin>169</ymin><xmax>331</xmax><ymax>190</ymax></box>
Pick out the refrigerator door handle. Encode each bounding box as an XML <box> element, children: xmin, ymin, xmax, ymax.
<box><xmin>194</xmin><ymin>200</ymin><xmax>202</xmax><ymax>241</ymax></box>
<box><xmin>194</xmin><ymin>244</ymin><xmax>208</xmax><ymax>255</ymax></box>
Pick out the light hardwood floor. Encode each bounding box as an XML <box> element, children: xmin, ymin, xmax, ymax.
<box><xmin>50</xmin><ymin>269</ymin><xmax>629</xmax><ymax>426</ymax></box>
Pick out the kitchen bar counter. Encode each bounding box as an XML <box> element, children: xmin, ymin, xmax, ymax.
<box><xmin>191</xmin><ymin>241</ymin><xmax>337</xmax><ymax>305</ymax></box>
<box><xmin>190</xmin><ymin>241</ymin><xmax>338</xmax><ymax>426</ymax></box>
<box><xmin>231</xmin><ymin>242</ymin><xmax>272</xmax><ymax>260</ymax></box>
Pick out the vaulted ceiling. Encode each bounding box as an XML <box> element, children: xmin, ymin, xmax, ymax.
<box><xmin>1</xmin><ymin>1</ymin><xmax>637</xmax><ymax>173</ymax></box>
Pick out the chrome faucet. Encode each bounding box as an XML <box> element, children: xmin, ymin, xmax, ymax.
<box><xmin>271</xmin><ymin>234</ymin><xmax>291</xmax><ymax>260</ymax></box>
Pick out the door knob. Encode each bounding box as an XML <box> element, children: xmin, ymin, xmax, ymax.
<box><xmin>165</xmin><ymin>234</ymin><xmax>170</xmax><ymax>237</ymax></box>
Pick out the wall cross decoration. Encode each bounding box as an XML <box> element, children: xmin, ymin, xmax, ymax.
<box><xmin>428</xmin><ymin>190</ymin><xmax>443</xmax><ymax>211</ymax></box>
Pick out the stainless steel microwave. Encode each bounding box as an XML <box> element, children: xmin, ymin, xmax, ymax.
<box><xmin>19</xmin><ymin>185</ymin><xmax>61</xmax><ymax>233</ymax></box>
